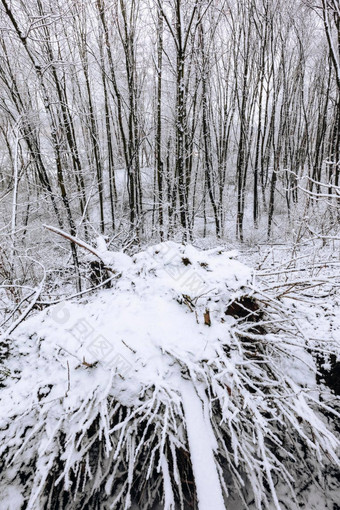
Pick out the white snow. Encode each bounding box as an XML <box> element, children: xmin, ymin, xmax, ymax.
<box><xmin>0</xmin><ymin>241</ymin><xmax>339</xmax><ymax>510</ymax></box>
<box><xmin>180</xmin><ymin>379</ymin><xmax>225</xmax><ymax>510</ymax></box>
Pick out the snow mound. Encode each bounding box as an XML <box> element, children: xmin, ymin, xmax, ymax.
<box><xmin>0</xmin><ymin>242</ymin><xmax>338</xmax><ymax>510</ymax></box>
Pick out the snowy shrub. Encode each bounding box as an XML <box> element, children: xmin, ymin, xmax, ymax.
<box><xmin>0</xmin><ymin>243</ymin><xmax>338</xmax><ymax>509</ymax></box>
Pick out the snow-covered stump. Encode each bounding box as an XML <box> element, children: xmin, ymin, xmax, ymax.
<box><xmin>0</xmin><ymin>242</ymin><xmax>339</xmax><ymax>509</ymax></box>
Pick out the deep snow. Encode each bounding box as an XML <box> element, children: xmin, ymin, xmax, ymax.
<box><xmin>0</xmin><ymin>241</ymin><xmax>339</xmax><ymax>509</ymax></box>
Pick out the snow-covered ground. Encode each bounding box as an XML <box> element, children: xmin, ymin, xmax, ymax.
<box><xmin>0</xmin><ymin>241</ymin><xmax>339</xmax><ymax>509</ymax></box>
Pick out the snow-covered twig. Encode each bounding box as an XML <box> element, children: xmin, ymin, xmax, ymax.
<box><xmin>0</xmin><ymin>260</ymin><xmax>45</xmax><ymax>339</ymax></box>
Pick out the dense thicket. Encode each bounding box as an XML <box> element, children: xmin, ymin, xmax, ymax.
<box><xmin>0</xmin><ymin>4</ymin><xmax>339</xmax><ymax>507</ymax></box>
<box><xmin>0</xmin><ymin>0</ymin><xmax>339</xmax><ymax>285</ymax></box>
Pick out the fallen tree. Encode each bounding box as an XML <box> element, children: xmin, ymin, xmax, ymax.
<box><xmin>0</xmin><ymin>242</ymin><xmax>339</xmax><ymax>509</ymax></box>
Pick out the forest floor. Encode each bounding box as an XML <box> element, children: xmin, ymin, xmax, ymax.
<box><xmin>0</xmin><ymin>237</ymin><xmax>339</xmax><ymax>510</ymax></box>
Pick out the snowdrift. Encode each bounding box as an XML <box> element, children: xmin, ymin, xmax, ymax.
<box><xmin>0</xmin><ymin>242</ymin><xmax>339</xmax><ymax>509</ymax></box>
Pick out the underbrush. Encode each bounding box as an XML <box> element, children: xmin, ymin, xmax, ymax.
<box><xmin>0</xmin><ymin>242</ymin><xmax>339</xmax><ymax>509</ymax></box>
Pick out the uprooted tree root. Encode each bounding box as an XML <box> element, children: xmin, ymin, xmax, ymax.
<box><xmin>0</xmin><ymin>286</ymin><xmax>339</xmax><ymax>510</ymax></box>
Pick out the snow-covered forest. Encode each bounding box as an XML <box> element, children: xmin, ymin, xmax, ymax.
<box><xmin>0</xmin><ymin>0</ymin><xmax>339</xmax><ymax>509</ymax></box>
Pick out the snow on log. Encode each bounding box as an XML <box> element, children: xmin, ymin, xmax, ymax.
<box><xmin>0</xmin><ymin>242</ymin><xmax>339</xmax><ymax>510</ymax></box>
<box><xmin>181</xmin><ymin>379</ymin><xmax>225</xmax><ymax>510</ymax></box>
